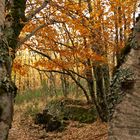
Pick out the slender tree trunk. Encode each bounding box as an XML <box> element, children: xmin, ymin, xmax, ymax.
<box><xmin>93</xmin><ymin>65</ymin><xmax>109</xmax><ymax>122</ymax></box>
<box><xmin>27</xmin><ymin>52</ymin><xmax>31</xmax><ymax>89</ymax></box>
<box><xmin>85</xmin><ymin>60</ymin><xmax>95</xmax><ymax>103</ymax></box>
<box><xmin>61</xmin><ymin>73</ymin><xmax>69</xmax><ymax>98</ymax></box>
<box><xmin>114</xmin><ymin>11</ymin><xmax>119</xmax><ymax>65</ymax></box>
<box><xmin>51</xmin><ymin>72</ymin><xmax>57</xmax><ymax>96</ymax></box>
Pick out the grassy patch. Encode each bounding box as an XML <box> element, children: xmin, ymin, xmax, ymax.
<box><xmin>24</xmin><ymin>102</ymin><xmax>40</xmax><ymax>117</ymax></box>
<box><xmin>15</xmin><ymin>89</ymin><xmax>47</xmax><ymax>104</ymax></box>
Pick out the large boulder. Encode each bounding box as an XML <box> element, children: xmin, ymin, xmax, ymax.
<box><xmin>34</xmin><ymin>109</ymin><xmax>62</xmax><ymax>132</ymax></box>
<box><xmin>46</xmin><ymin>98</ymin><xmax>97</xmax><ymax>123</ymax></box>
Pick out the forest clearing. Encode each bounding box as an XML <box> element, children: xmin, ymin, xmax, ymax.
<box><xmin>0</xmin><ymin>0</ymin><xmax>140</xmax><ymax>140</ymax></box>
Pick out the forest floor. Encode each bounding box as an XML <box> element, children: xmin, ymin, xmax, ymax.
<box><xmin>9</xmin><ymin>98</ymin><xmax>108</xmax><ymax>140</ymax></box>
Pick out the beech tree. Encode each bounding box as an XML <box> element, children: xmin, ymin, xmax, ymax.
<box><xmin>0</xmin><ymin>0</ymin><xmax>49</xmax><ymax>139</ymax></box>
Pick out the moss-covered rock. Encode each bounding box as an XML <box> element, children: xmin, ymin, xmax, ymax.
<box><xmin>64</xmin><ymin>105</ymin><xmax>97</xmax><ymax>123</ymax></box>
<box><xmin>34</xmin><ymin>109</ymin><xmax>63</xmax><ymax>132</ymax></box>
<box><xmin>46</xmin><ymin>98</ymin><xmax>97</xmax><ymax>123</ymax></box>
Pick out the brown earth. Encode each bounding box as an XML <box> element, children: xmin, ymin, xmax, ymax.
<box><xmin>9</xmin><ymin>105</ymin><xmax>108</xmax><ymax>140</ymax></box>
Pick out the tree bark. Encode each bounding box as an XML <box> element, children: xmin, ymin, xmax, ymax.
<box><xmin>61</xmin><ymin>73</ymin><xmax>69</xmax><ymax>98</ymax></box>
<box><xmin>0</xmin><ymin>0</ymin><xmax>26</xmax><ymax>139</ymax></box>
<box><xmin>85</xmin><ymin>59</ymin><xmax>95</xmax><ymax>103</ymax></box>
<box><xmin>94</xmin><ymin>65</ymin><xmax>109</xmax><ymax>122</ymax></box>
<box><xmin>109</xmin><ymin>15</ymin><xmax>140</xmax><ymax>140</ymax></box>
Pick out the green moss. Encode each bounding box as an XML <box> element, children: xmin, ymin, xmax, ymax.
<box><xmin>64</xmin><ymin>106</ymin><xmax>97</xmax><ymax>123</ymax></box>
<box><xmin>46</xmin><ymin>98</ymin><xmax>97</xmax><ymax>123</ymax></box>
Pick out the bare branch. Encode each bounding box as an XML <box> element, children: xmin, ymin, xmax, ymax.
<box><xmin>26</xmin><ymin>45</ymin><xmax>52</xmax><ymax>60</ymax></box>
<box><xmin>54</xmin><ymin>40</ymin><xmax>73</xmax><ymax>49</ymax></box>
<box><xmin>68</xmin><ymin>69</ymin><xmax>86</xmax><ymax>80</ymax></box>
<box><xmin>25</xmin><ymin>64</ymin><xmax>71</xmax><ymax>76</ymax></box>
<box><xmin>63</xmin><ymin>23</ymin><xmax>75</xmax><ymax>47</ymax></box>
<box><xmin>19</xmin><ymin>24</ymin><xmax>47</xmax><ymax>45</ymax></box>
<box><xmin>26</xmin><ymin>0</ymin><xmax>49</xmax><ymax>22</ymax></box>
<box><xmin>19</xmin><ymin>18</ymin><xmax>64</xmax><ymax>46</ymax></box>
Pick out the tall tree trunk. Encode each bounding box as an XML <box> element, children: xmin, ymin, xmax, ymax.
<box><xmin>0</xmin><ymin>0</ymin><xmax>26</xmax><ymax>139</ymax></box>
<box><xmin>94</xmin><ymin>65</ymin><xmax>109</xmax><ymax>122</ymax></box>
<box><xmin>85</xmin><ymin>59</ymin><xmax>95</xmax><ymax>103</ymax></box>
<box><xmin>61</xmin><ymin>73</ymin><xmax>69</xmax><ymax>98</ymax></box>
<box><xmin>109</xmin><ymin>15</ymin><xmax>140</xmax><ymax>140</ymax></box>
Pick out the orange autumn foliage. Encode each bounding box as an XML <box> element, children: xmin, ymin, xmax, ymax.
<box><xmin>14</xmin><ymin>0</ymin><xmax>137</xmax><ymax>77</ymax></box>
<box><xmin>13</xmin><ymin>59</ymin><xmax>27</xmax><ymax>76</ymax></box>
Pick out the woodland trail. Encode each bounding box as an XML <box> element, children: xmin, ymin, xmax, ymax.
<box><xmin>9</xmin><ymin>107</ymin><xmax>108</xmax><ymax>140</ymax></box>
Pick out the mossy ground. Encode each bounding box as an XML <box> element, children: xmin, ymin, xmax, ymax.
<box><xmin>46</xmin><ymin>98</ymin><xmax>97</xmax><ymax>123</ymax></box>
